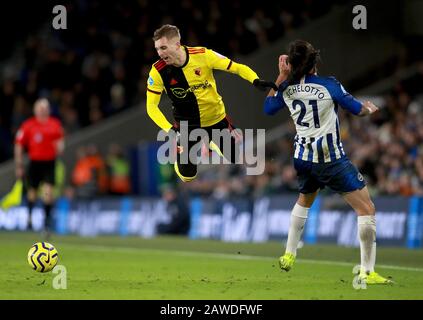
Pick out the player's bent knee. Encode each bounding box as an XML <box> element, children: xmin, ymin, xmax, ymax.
<box><xmin>362</xmin><ymin>199</ymin><xmax>376</xmax><ymax>215</ymax></box>
<box><xmin>356</xmin><ymin>202</ymin><xmax>375</xmax><ymax>216</ymax></box>
<box><xmin>176</xmin><ymin>173</ymin><xmax>196</xmax><ymax>183</ymax></box>
<box><xmin>297</xmin><ymin>191</ymin><xmax>318</xmax><ymax>208</ymax></box>
<box><xmin>174</xmin><ymin>162</ymin><xmax>197</xmax><ymax>183</ymax></box>
<box><xmin>368</xmin><ymin>201</ymin><xmax>376</xmax><ymax>215</ymax></box>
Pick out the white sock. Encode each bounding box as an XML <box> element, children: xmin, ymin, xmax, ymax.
<box><xmin>358</xmin><ymin>215</ymin><xmax>376</xmax><ymax>274</ymax></box>
<box><xmin>285</xmin><ymin>203</ymin><xmax>309</xmax><ymax>256</ymax></box>
<box><xmin>370</xmin><ymin>241</ymin><xmax>376</xmax><ymax>273</ymax></box>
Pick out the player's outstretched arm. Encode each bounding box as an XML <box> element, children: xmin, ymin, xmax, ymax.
<box><xmin>331</xmin><ymin>78</ymin><xmax>378</xmax><ymax>117</ymax></box>
<box><xmin>253</xmin><ymin>79</ymin><xmax>278</xmax><ymax>91</ymax></box>
<box><xmin>205</xmin><ymin>48</ymin><xmax>276</xmax><ymax>90</ymax></box>
<box><xmin>227</xmin><ymin>61</ymin><xmax>278</xmax><ymax>91</ymax></box>
<box><xmin>358</xmin><ymin>100</ymin><xmax>379</xmax><ymax>117</ymax></box>
<box><xmin>226</xmin><ymin>60</ymin><xmax>277</xmax><ymax>91</ymax></box>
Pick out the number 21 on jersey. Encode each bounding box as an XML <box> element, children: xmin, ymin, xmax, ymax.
<box><xmin>292</xmin><ymin>99</ymin><xmax>320</xmax><ymax>128</ymax></box>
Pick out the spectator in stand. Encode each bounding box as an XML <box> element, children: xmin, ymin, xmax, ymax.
<box><xmin>71</xmin><ymin>146</ymin><xmax>98</xmax><ymax>199</ymax></box>
<box><xmin>85</xmin><ymin>144</ymin><xmax>109</xmax><ymax>194</ymax></box>
<box><xmin>157</xmin><ymin>185</ymin><xmax>190</xmax><ymax>235</ymax></box>
<box><xmin>106</xmin><ymin>143</ymin><xmax>131</xmax><ymax>195</ymax></box>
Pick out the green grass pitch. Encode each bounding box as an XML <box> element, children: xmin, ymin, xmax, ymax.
<box><xmin>1</xmin><ymin>232</ymin><xmax>423</xmax><ymax>299</ymax></box>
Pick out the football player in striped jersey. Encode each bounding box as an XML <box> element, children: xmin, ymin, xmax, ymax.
<box><xmin>264</xmin><ymin>40</ymin><xmax>392</xmax><ymax>285</ymax></box>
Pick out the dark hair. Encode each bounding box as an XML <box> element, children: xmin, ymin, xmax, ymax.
<box><xmin>153</xmin><ymin>24</ymin><xmax>181</xmax><ymax>41</ymax></box>
<box><xmin>287</xmin><ymin>40</ymin><xmax>320</xmax><ymax>84</ymax></box>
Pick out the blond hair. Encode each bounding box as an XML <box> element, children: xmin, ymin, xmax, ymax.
<box><xmin>152</xmin><ymin>24</ymin><xmax>181</xmax><ymax>41</ymax></box>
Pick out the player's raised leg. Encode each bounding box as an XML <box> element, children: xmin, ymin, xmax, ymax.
<box><xmin>279</xmin><ymin>190</ymin><xmax>318</xmax><ymax>271</ymax></box>
<box><xmin>174</xmin><ymin>134</ymin><xmax>200</xmax><ymax>183</ymax></box>
<box><xmin>343</xmin><ymin>186</ymin><xmax>392</xmax><ymax>284</ymax></box>
<box><xmin>207</xmin><ymin>117</ymin><xmax>241</xmax><ymax>164</ymax></box>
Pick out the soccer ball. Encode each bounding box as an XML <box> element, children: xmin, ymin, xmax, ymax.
<box><xmin>27</xmin><ymin>242</ymin><xmax>59</xmax><ymax>273</ymax></box>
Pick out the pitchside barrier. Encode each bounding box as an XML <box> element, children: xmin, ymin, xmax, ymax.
<box><xmin>0</xmin><ymin>195</ymin><xmax>422</xmax><ymax>248</ymax></box>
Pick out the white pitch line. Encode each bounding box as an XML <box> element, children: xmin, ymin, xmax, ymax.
<box><xmin>64</xmin><ymin>243</ymin><xmax>423</xmax><ymax>273</ymax></box>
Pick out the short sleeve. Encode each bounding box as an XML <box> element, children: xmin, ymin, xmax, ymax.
<box><xmin>54</xmin><ymin>119</ymin><xmax>65</xmax><ymax>139</ymax></box>
<box><xmin>15</xmin><ymin>123</ymin><xmax>28</xmax><ymax>146</ymax></box>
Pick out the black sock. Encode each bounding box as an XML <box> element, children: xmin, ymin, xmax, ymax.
<box><xmin>44</xmin><ymin>204</ymin><xmax>52</xmax><ymax>231</ymax></box>
<box><xmin>27</xmin><ymin>201</ymin><xmax>35</xmax><ymax>229</ymax></box>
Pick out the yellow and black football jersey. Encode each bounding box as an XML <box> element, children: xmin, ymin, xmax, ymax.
<box><xmin>146</xmin><ymin>46</ymin><xmax>259</xmax><ymax>130</ymax></box>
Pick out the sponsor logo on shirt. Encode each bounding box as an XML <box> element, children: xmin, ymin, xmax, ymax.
<box><xmin>171</xmin><ymin>80</ymin><xmax>212</xmax><ymax>99</ymax></box>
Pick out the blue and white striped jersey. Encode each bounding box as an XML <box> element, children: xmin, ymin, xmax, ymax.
<box><xmin>264</xmin><ymin>74</ymin><xmax>362</xmax><ymax>163</ymax></box>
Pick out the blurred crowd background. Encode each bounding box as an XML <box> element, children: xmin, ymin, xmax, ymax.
<box><xmin>0</xmin><ymin>0</ymin><xmax>422</xmax><ymax>198</ymax></box>
<box><xmin>0</xmin><ymin>0</ymin><xmax>343</xmax><ymax>161</ymax></box>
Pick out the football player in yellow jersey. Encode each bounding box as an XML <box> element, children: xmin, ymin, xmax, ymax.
<box><xmin>146</xmin><ymin>24</ymin><xmax>276</xmax><ymax>182</ymax></box>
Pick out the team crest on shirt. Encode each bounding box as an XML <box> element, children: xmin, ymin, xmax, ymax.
<box><xmin>194</xmin><ymin>68</ymin><xmax>201</xmax><ymax>76</ymax></box>
<box><xmin>357</xmin><ymin>173</ymin><xmax>364</xmax><ymax>182</ymax></box>
<box><xmin>34</xmin><ymin>133</ymin><xmax>43</xmax><ymax>143</ymax></box>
